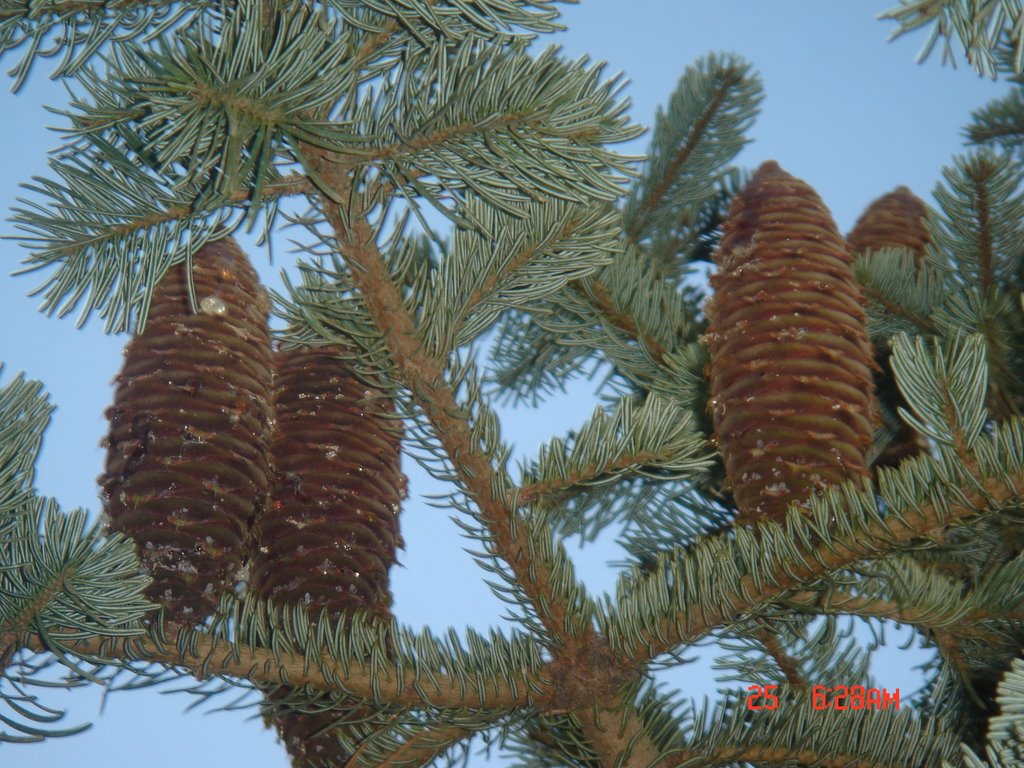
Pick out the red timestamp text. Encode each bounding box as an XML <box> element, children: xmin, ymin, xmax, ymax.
<box><xmin>811</xmin><ymin>685</ymin><xmax>900</xmax><ymax>710</ymax></box>
<box><xmin>745</xmin><ymin>685</ymin><xmax>900</xmax><ymax>711</ymax></box>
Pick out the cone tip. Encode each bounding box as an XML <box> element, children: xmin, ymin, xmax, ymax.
<box><xmin>753</xmin><ymin>160</ymin><xmax>788</xmax><ymax>180</ymax></box>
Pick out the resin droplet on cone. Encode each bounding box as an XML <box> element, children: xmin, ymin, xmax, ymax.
<box><xmin>102</xmin><ymin>237</ymin><xmax>273</xmax><ymax>622</ymax></box>
<box><xmin>704</xmin><ymin>161</ymin><xmax>876</xmax><ymax>526</ymax></box>
<box><xmin>253</xmin><ymin>346</ymin><xmax>405</xmax><ymax>768</ymax></box>
<box><xmin>848</xmin><ymin>185</ymin><xmax>933</xmax><ymax>470</ymax></box>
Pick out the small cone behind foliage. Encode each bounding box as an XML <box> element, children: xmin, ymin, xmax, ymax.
<box><xmin>705</xmin><ymin>161</ymin><xmax>876</xmax><ymax>526</ymax></box>
<box><xmin>102</xmin><ymin>237</ymin><xmax>273</xmax><ymax>622</ymax></box>
<box><xmin>253</xmin><ymin>346</ymin><xmax>404</xmax><ymax>768</ymax></box>
<box><xmin>847</xmin><ymin>186</ymin><xmax>933</xmax><ymax>470</ymax></box>
<box><xmin>847</xmin><ymin>185</ymin><xmax>931</xmax><ymax>266</ymax></box>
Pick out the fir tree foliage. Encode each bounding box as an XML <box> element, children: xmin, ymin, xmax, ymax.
<box><xmin>0</xmin><ymin>0</ymin><xmax>567</xmax><ymax>91</ymax></box>
<box><xmin>4</xmin><ymin>3</ymin><xmax>1024</xmax><ymax>767</ymax></box>
<box><xmin>621</xmin><ymin>53</ymin><xmax>762</xmax><ymax>270</ymax></box>
<box><xmin>931</xmin><ymin>150</ymin><xmax>1024</xmax><ymax>292</ymax></box>
<box><xmin>418</xmin><ymin>196</ymin><xmax>622</xmax><ymax>358</ymax></box>
<box><xmin>890</xmin><ymin>332</ymin><xmax>989</xmax><ymax>450</ymax></box>
<box><xmin>10</xmin><ymin>134</ymin><xmax>240</xmax><ymax>332</ymax></box>
<box><xmin>857</xmin><ymin>147</ymin><xmax>1024</xmax><ymax>419</ymax></box>
<box><xmin>0</xmin><ymin>366</ymin><xmax>151</xmax><ymax>741</ymax></box>
<box><xmin>880</xmin><ymin>0</ymin><xmax>1024</xmax><ymax>78</ymax></box>
<box><xmin>11</xmin><ymin>0</ymin><xmax>636</xmax><ymax>335</ymax></box>
<box><xmin>854</xmin><ymin>136</ymin><xmax>1024</xmax><ymax>751</ymax></box>
<box><xmin>966</xmin><ymin>85</ymin><xmax>1024</xmax><ymax>160</ymax></box>
<box><xmin>0</xmin><ymin>365</ymin><xmax>51</xmax><ymax>536</ymax></box>
<box><xmin>489</xmin><ymin>52</ymin><xmax>761</xmax><ymax>403</ymax></box>
<box><xmin>62</xmin><ymin>4</ymin><xmax>358</xmax><ymax>202</ymax></box>
<box><xmin>947</xmin><ymin>656</ymin><xmax>1024</xmax><ymax>768</ymax></box>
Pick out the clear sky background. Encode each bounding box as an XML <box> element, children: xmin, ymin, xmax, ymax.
<box><xmin>0</xmin><ymin>2</ymin><xmax>1014</xmax><ymax>766</ymax></box>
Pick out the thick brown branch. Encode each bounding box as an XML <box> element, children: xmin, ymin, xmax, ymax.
<box><xmin>303</xmin><ymin>148</ymin><xmax>586</xmax><ymax>648</ymax></box>
<box><xmin>659</xmin><ymin>745</ymin><xmax>892</xmax><ymax>768</ymax></box>
<box><xmin>577</xmin><ymin>706</ymin><xmax>661</xmax><ymax>768</ymax></box>
<box><xmin>756</xmin><ymin>626</ymin><xmax>806</xmax><ymax>692</ymax></box>
<box><xmin>300</xmin><ymin>149</ymin><xmax>672</xmax><ymax>768</ymax></box>
<box><xmin>2</xmin><ymin>627</ymin><xmax>538</xmax><ymax>712</ymax></box>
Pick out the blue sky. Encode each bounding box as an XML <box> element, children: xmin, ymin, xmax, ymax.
<box><xmin>0</xmin><ymin>2</ymin><xmax>1014</xmax><ymax>766</ymax></box>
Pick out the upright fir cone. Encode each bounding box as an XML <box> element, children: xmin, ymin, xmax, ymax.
<box><xmin>847</xmin><ymin>186</ymin><xmax>933</xmax><ymax>470</ymax></box>
<box><xmin>704</xmin><ymin>161</ymin><xmax>876</xmax><ymax>527</ymax></box>
<box><xmin>252</xmin><ymin>346</ymin><xmax>405</xmax><ymax>768</ymax></box>
<box><xmin>102</xmin><ymin>237</ymin><xmax>273</xmax><ymax>623</ymax></box>
<box><xmin>847</xmin><ymin>185</ymin><xmax>931</xmax><ymax>266</ymax></box>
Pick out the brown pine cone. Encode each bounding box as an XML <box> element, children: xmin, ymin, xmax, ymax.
<box><xmin>253</xmin><ymin>346</ymin><xmax>405</xmax><ymax>768</ymax></box>
<box><xmin>252</xmin><ymin>346</ymin><xmax>403</xmax><ymax>619</ymax></box>
<box><xmin>847</xmin><ymin>186</ymin><xmax>933</xmax><ymax>470</ymax></box>
<box><xmin>704</xmin><ymin>161</ymin><xmax>876</xmax><ymax>527</ymax></box>
<box><xmin>101</xmin><ymin>236</ymin><xmax>273</xmax><ymax>623</ymax></box>
<box><xmin>847</xmin><ymin>185</ymin><xmax>931</xmax><ymax>266</ymax></box>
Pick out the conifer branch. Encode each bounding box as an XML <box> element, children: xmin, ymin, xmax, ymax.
<box><xmin>972</xmin><ymin>176</ymin><xmax>996</xmax><ymax>292</ymax></box>
<box><xmin>345</xmin><ymin>720</ymin><xmax>472</xmax><ymax>768</ymax></box>
<box><xmin>880</xmin><ymin>0</ymin><xmax>1024</xmax><ymax>77</ymax></box>
<box><xmin>623</xmin><ymin>71</ymin><xmax>742</xmax><ymax>246</ymax></box>
<box><xmin>54</xmin><ymin>169</ymin><xmax>313</xmax><ymax>260</ymax></box>
<box><xmin>573</xmin><ymin>279</ymin><xmax>669</xmax><ymax>364</ymax></box>
<box><xmin>861</xmin><ymin>283</ymin><xmax>940</xmax><ymax>334</ymax></box>
<box><xmin>966</xmin><ymin>86</ymin><xmax>1024</xmax><ymax>156</ymax></box>
<box><xmin>0</xmin><ymin>0</ymin><xmax>168</xmax><ymax>20</ymax></box>
<box><xmin>2</xmin><ymin>627</ymin><xmax>538</xmax><ymax>712</ymax></box>
<box><xmin>302</xmin><ymin>148</ymin><xmax>589</xmax><ymax>649</ymax></box>
<box><xmin>784</xmin><ymin>589</ymin><xmax>952</xmax><ymax>632</ymax></box>
<box><xmin>298</xmin><ymin>147</ymin><xmax>679</xmax><ymax>768</ymax></box>
<box><xmin>781</xmin><ymin>587</ymin><xmax>1008</xmax><ymax>677</ymax></box>
<box><xmin>615</xmin><ymin>451</ymin><xmax>1024</xmax><ymax>663</ymax></box>
<box><xmin>576</xmin><ymin>706</ymin><xmax>661</xmax><ymax>768</ymax></box>
<box><xmin>659</xmin><ymin>746</ymin><xmax>884</xmax><ymax>768</ymax></box>
<box><xmin>755</xmin><ymin>626</ymin><xmax>806</xmax><ymax>692</ymax></box>
<box><xmin>515</xmin><ymin>449</ymin><xmax>670</xmax><ymax>508</ymax></box>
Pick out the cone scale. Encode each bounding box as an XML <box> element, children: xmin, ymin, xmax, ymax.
<box><xmin>101</xmin><ymin>237</ymin><xmax>273</xmax><ymax>622</ymax></box>
<box><xmin>704</xmin><ymin>161</ymin><xmax>876</xmax><ymax>526</ymax></box>
<box><xmin>253</xmin><ymin>346</ymin><xmax>404</xmax><ymax>767</ymax></box>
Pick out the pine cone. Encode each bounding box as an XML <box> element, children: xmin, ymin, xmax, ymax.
<box><xmin>704</xmin><ymin>161</ymin><xmax>876</xmax><ymax>526</ymax></box>
<box><xmin>101</xmin><ymin>237</ymin><xmax>273</xmax><ymax>623</ymax></box>
<box><xmin>847</xmin><ymin>186</ymin><xmax>933</xmax><ymax>470</ymax></box>
<box><xmin>847</xmin><ymin>185</ymin><xmax>931</xmax><ymax>266</ymax></box>
<box><xmin>253</xmin><ymin>346</ymin><xmax>405</xmax><ymax>768</ymax></box>
<box><xmin>252</xmin><ymin>346</ymin><xmax>403</xmax><ymax>618</ymax></box>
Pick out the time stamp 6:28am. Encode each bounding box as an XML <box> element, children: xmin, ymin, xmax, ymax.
<box><xmin>745</xmin><ymin>685</ymin><xmax>901</xmax><ymax>711</ymax></box>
